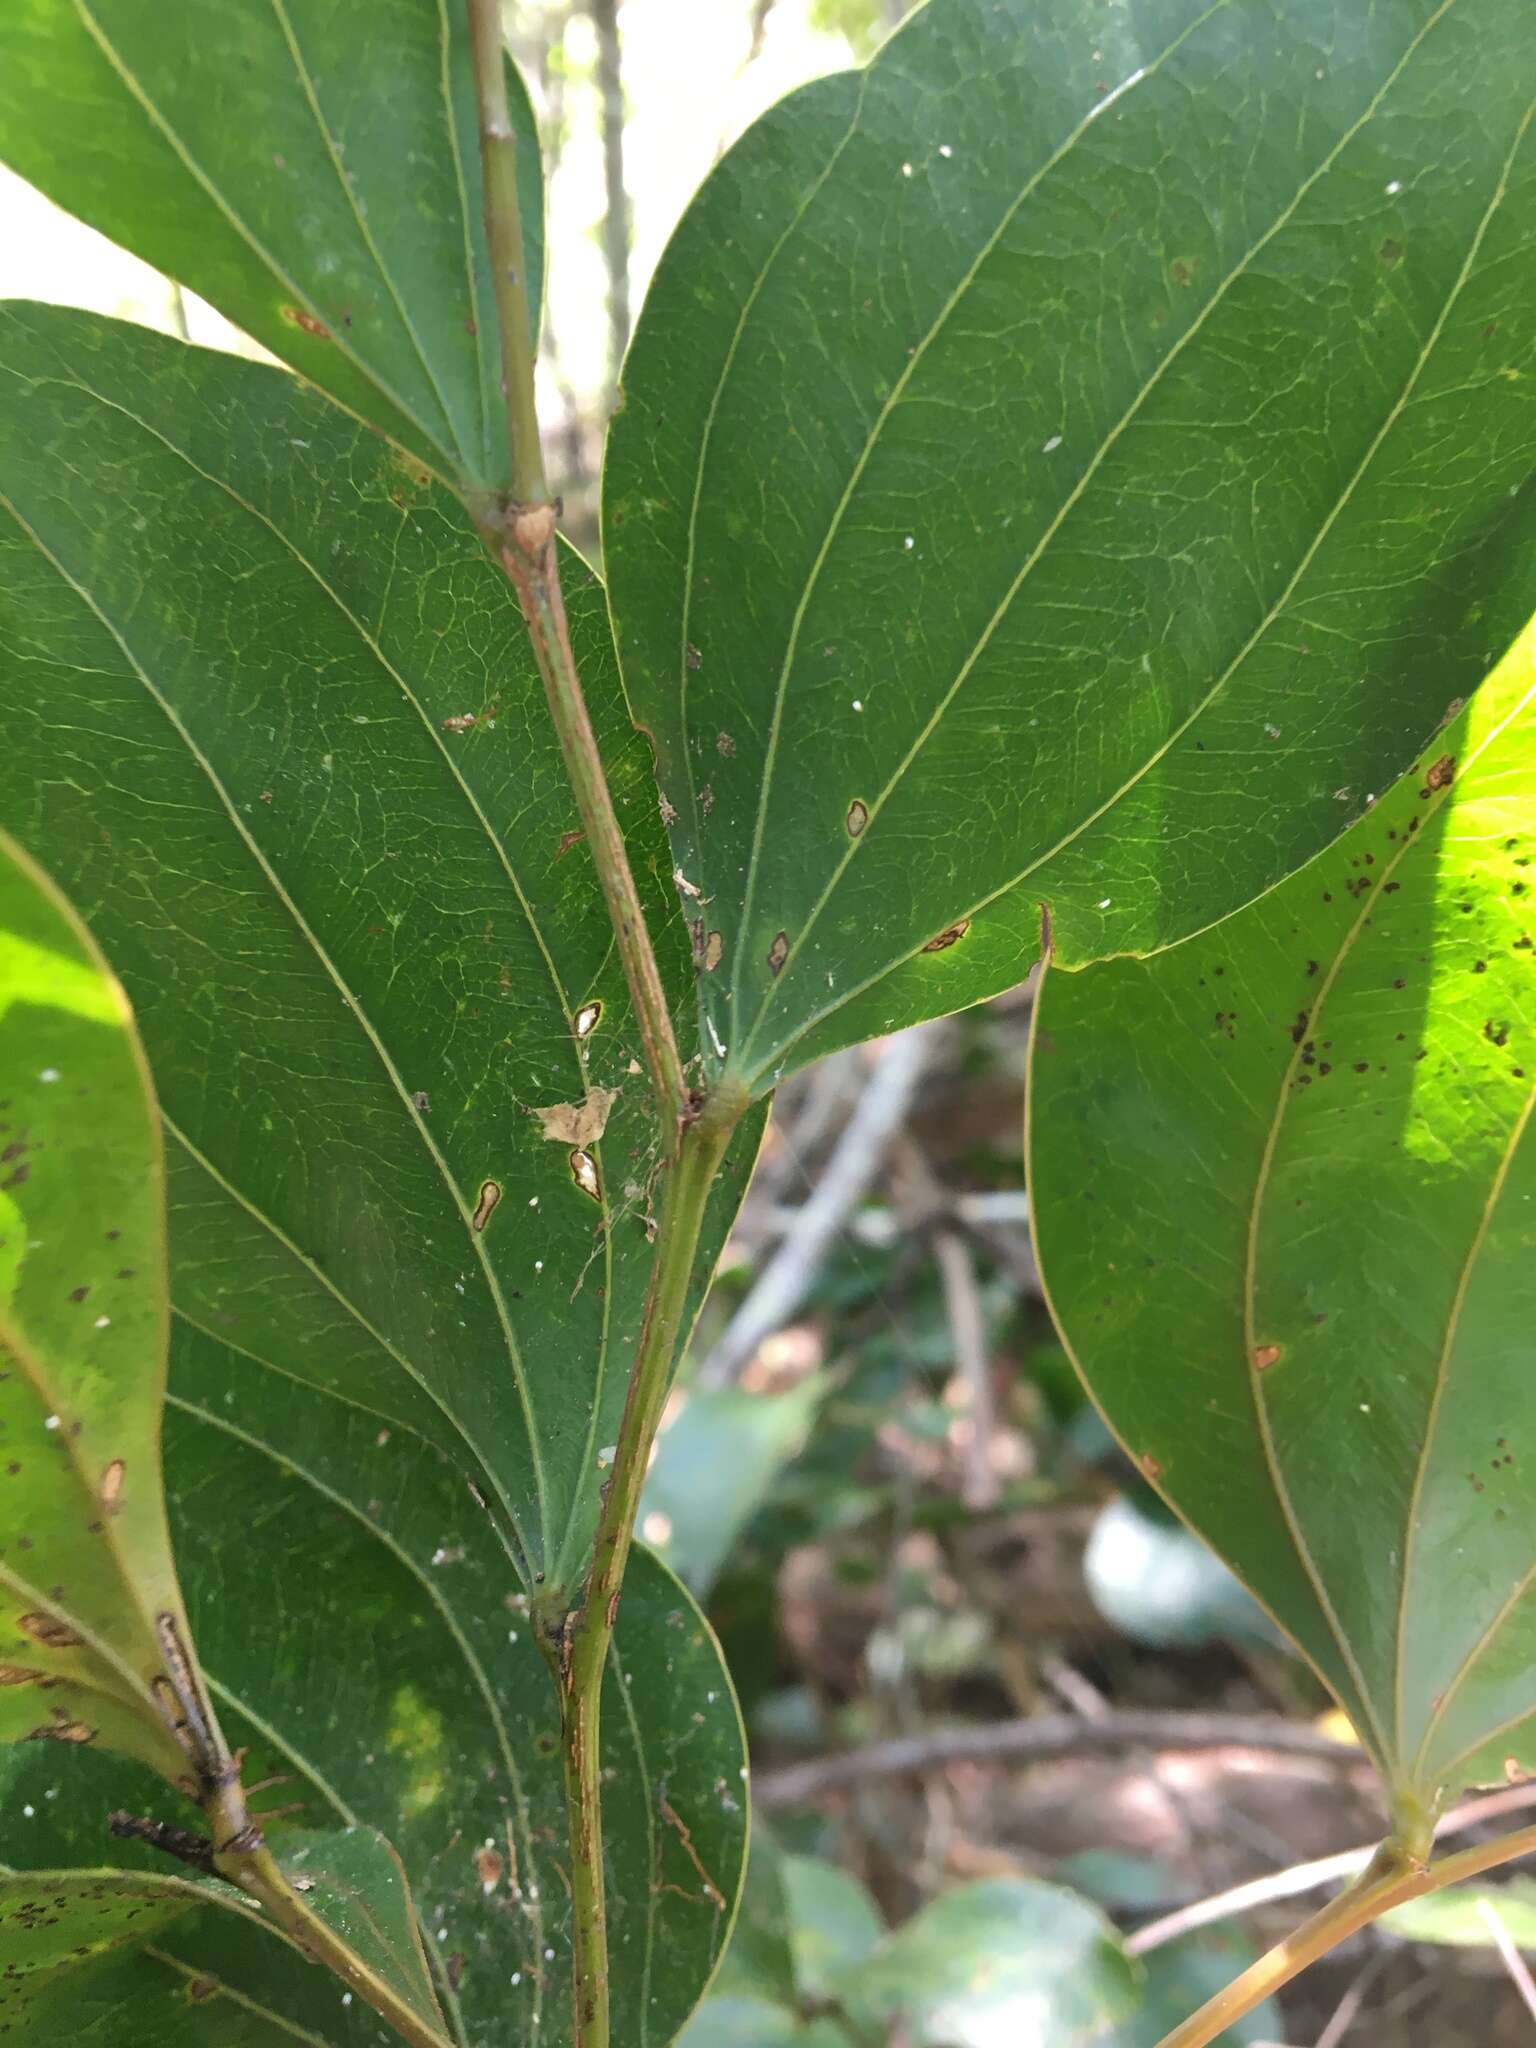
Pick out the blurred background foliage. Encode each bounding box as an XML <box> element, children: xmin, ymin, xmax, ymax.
<box><xmin>5</xmin><ymin>2</ymin><xmax>1536</xmax><ymax>2039</ymax></box>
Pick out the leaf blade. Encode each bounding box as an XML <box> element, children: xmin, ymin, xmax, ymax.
<box><xmin>0</xmin><ymin>0</ymin><xmax>544</xmax><ymax>489</ymax></box>
<box><xmin>605</xmin><ymin>0</ymin><xmax>1536</xmax><ymax>1093</ymax></box>
<box><xmin>1028</xmin><ymin>618</ymin><xmax>1536</xmax><ymax>1810</ymax></box>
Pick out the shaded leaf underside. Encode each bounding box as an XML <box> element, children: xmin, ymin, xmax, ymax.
<box><xmin>0</xmin><ymin>304</ymin><xmax>751</xmax><ymax>2043</ymax></box>
<box><xmin>1030</xmin><ymin>622</ymin><xmax>1536</xmax><ymax>1812</ymax></box>
<box><xmin>606</xmin><ymin>0</ymin><xmax>1536</xmax><ymax>1096</ymax></box>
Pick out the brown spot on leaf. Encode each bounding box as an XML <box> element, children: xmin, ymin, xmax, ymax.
<box><xmin>280</xmin><ymin>305</ymin><xmax>331</xmax><ymax>340</ymax></box>
<box><xmin>574</xmin><ymin>1000</ymin><xmax>602</xmax><ymax>1040</ymax></box>
<box><xmin>716</xmin><ymin>732</ymin><xmax>736</xmax><ymax>757</ymax></box>
<box><xmin>531</xmin><ymin>1086</ymin><xmax>619</xmax><ymax>1147</ymax></box>
<box><xmin>845</xmin><ymin>799</ymin><xmax>869</xmax><ymax>837</ymax></box>
<box><xmin>1139</xmin><ymin>1453</ymin><xmax>1163</xmax><ymax>1480</ymax></box>
<box><xmin>1425</xmin><ymin>753</ymin><xmax>1455</xmax><ymax>792</ymax></box>
<box><xmin>767</xmin><ymin>931</ymin><xmax>789</xmax><ymax>976</ymax></box>
<box><xmin>28</xmin><ymin>1708</ymin><xmax>94</xmax><ymax>1744</ymax></box>
<box><xmin>703</xmin><ymin>931</ymin><xmax>724</xmax><ymax>972</ymax></box>
<box><xmin>922</xmin><ymin>920</ymin><xmax>970</xmax><ymax>953</ymax></box>
<box><xmin>16</xmin><ymin>1613</ymin><xmax>81</xmax><ymax>1649</ymax></box>
<box><xmin>471</xmin><ymin>1181</ymin><xmax>502</xmax><ymax>1233</ymax></box>
<box><xmin>570</xmin><ymin>1149</ymin><xmax>601</xmax><ymax>1202</ymax></box>
<box><xmin>100</xmin><ymin>1460</ymin><xmax>125</xmax><ymax>1510</ymax></box>
<box><xmin>474</xmin><ymin>1845</ymin><xmax>504</xmax><ymax>1892</ymax></box>
<box><xmin>187</xmin><ymin>1977</ymin><xmax>219</xmax><ymax>2004</ymax></box>
<box><xmin>0</xmin><ymin>1665</ymin><xmax>46</xmax><ymax>1686</ymax></box>
<box><xmin>1252</xmin><ymin>1344</ymin><xmax>1283</xmax><ymax>1372</ymax></box>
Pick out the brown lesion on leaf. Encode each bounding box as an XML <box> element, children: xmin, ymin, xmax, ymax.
<box><xmin>474</xmin><ymin>1845</ymin><xmax>505</xmax><ymax>1893</ymax></box>
<box><xmin>1139</xmin><ymin>1453</ymin><xmax>1163</xmax><ymax>1480</ymax></box>
<box><xmin>703</xmin><ymin>931</ymin><xmax>724</xmax><ymax>973</ymax></box>
<box><xmin>573</xmin><ymin>999</ymin><xmax>603</xmax><ymax>1040</ymax></box>
<box><xmin>186</xmin><ymin>1976</ymin><xmax>220</xmax><ymax>2004</ymax></box>
<box><xmin>1252</xmin><ymin>1344</ymin><xmax>1283</xmax><ymax>1372</ymax></box>
<box><xmin>845</xmin><ymin>799</ymin><xmax>869</xmax><ymax>837</ymax></box>
<box><xmin>279</xmin><ymin>305</ymin><xmax>331</xmax><ymax>340</ymax></box>
<box><xmin>716</xmin><ymin>732</ymin><xmax>735</xmax><ymax>757</ymax></box>
<box><xmin>531</xmin><ymin>1087</ymin><xmax>619</xmax><ymax>1147</ymax></box>
<box><xmin>659</xmin><ymin>792</ymin><xmax>679</xmax><ymax>826</ymax></box>
<box><xmin>1425</xmin><ymin>753</ymin><xmax>1455</xmax><ymax>792</ymax></box>
<box><xmin>690</xmin><ymin>917</ymin><xmax>706</xmax><ymax>968</ymax></box>
<box><xmin>100</xmin><ymin>1459</ymin><xmax>126</xmax><ymax>1510</ymax></box>
<box><xmin>15</xmin><ymin>1612</ymin><xmax>82</xmax><ymax>1649</ymax></box>
<box><xmin>0</xmin><ymin>1663</ymin><xmax>50</xmax><ymax>1687</ymax></box>
<box><xmin>570</xmin><ymin>1149</ymin><xmax>601</xmax><ymax>1202</ymax></box>
<box><xmin>922</xmin><ymin>919</ymin><xmax>970</xmax><ymax>954</ymax></box>
<box><xmin>472</xmin><ymin>1180</ymin><xmax>503</xmax><ymax>1233</ymax></box>
<box><xmin>767</xmin><ymin>931</ymin><xmax>789</xmax><ymax>977</ymax></box>
<box><xmin>555</xmin><ymin>827</ymin><xmax>586</xmax><ymax>860</ymax></box>
<box><xmin>27</xmin><ymin>1705</ymin><xmax>95</xmax><ymax>1744</ymax></box>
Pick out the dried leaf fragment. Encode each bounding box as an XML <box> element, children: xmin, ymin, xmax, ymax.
<box><xmin>531</xmin><ymin>1086</ymin><xmax>619</xmax><ymax>1147</ymax></box>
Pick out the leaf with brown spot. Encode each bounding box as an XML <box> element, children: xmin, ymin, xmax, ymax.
<box><xmin>530</xmin><ymin>1086</ymin><xmax>620</xmax><ymax>1148</ymax></box>
<box><xmin>1031</xmin><ymin>623</ymin><xmax>1536</xmax><ymax>1824</ymax></box>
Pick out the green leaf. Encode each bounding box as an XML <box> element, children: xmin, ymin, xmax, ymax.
<box><xmin>0</xmin><ymin>302</ymin><xmax>750</xmax><ymax>2042</ymax></box>
<box><xmin>0</xmin><ymin>0</ymin><xmax>544</xmax><ymax>492</ymax></box>
<box><xmin>0</xmin><ymin>831</ymin><xmax>193</xmax><ymax>1784</ymax></box>
<box><xmin>1383</xmin><ymin>1875</ymin><xmax>1536</xmax><ymax>1948</ymax></box>
<box><xmin>640</xmin><ymin>1380</ymin><xmax>827</xmax><ymax>1596</ymax></box>
<box><xmin>841</xmin><ymin>1877</ymin><xmax>1138</xmax><ymax>2047</ymax></box>
<box><xmin>1109</xmin><ymin>1931</ymin><xmax>1280</xmax><ymax>2046</ymax></box>
<box><xmin>1028</xmin><ymin>618</ymin><xmax>1536</xmax><ymax>1818</ymax></box>
<box><xmin>778</xmin><ymin>1856</ymin><xmax>882</xmax><ymax>2008</ymax></box>
<box><xmin>0</xmin><ymin>297</ymin><xmax>754</xmax><ymax>1601</ymax></box>
<box><xmin>605</xmin><ymin>0</ymin><xmax>1536</xmax><ymax>1096</ymax></box>
<box><xmin>0</xmin><ymin>1839</ymin><xmax>441</xmax><ymax>2045</ymax></box>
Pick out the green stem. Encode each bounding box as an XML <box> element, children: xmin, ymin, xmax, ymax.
<box><xmin>466</xmin><ymin>0</ymin><xmax>544</xmax><ymax>506</ymax></box>
<box><xmin>549</xmin><ymin>1092</ymin><xmax>744</xmax><ymax>2048</ymax></box>
<box><xmin>465</xmin><ymin>0</ymin><xmax>686</xmax><ymax>1130</ymax></box>
<box><xmin>218</xmin><ymin>1839</ymin><xmax>453</xmax><ymax>2048</ymax></box>
<box><xmin>1157</xmin><ymin>1819</ymin><xmax>1536</xmax><ymax>2048</ymax></box>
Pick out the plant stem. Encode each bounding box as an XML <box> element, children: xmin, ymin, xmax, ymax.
<box><xmin>219</xmin><ymin>1839</ymin><xmax>452</xmax><ymax>2048</ymax></box>
<box><xmin>466</xmin><ymin>0</ymin><xmax>686</xmax><ymax>1131</ymax></box>
<box><xmin>549</xmin><ymin>1093</ymin><xmax>743</xmax><ymax>2048</ymax></box>
<box><xmin>466</xmin><ymin>0</ymin><xmax>544</xmax><ymax>506</ymax></box>
<box><xmin>1156</xmin><ymin>1820</ymin><xmax>1536</xmax><ymax>2048</ymax></box>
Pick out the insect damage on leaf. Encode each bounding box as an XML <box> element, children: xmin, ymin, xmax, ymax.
<box><xmin>471</xmin><ymin>1180</ymin><xmax>502</xmax><ymax>1232</ymax></box>
<box><xmin>530</xmin><ymin>1085</ymin><xmax>619</xmax><ymax>1147</ymax></box>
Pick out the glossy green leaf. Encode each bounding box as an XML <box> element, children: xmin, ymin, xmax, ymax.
<box><xmin>841</xmin><ymin>1877</ymin><xmax>1138</xmax><ymax>2047</ymax></box>
<box><xmin>605</xmin><ymin>0</ymin><xmax>1536</xmax><ymax>1097</ymax></box>
<box><xmin>0</xmin><ymin>304</ymin><xmax>753</xmax><ymax>2035</ymax></box>
<box><xmin>0</xmin><ymin>1838</ymin><xmax>442</xmax><ymax>2046</ymax></box>
<box><xmin>1029</xmin><ymin>619</ymin><xmax>1536</xmax><ymax>1821</ymax></box>
<box><xmin>0</xmin><ymin>0</ymin><xmax>543</xmax><ymax>492</ymax></box>
<box><xmin>0</xmin><ymin>831</ymin><xmax>193</xmax><ymax>1784</ymax></box>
